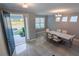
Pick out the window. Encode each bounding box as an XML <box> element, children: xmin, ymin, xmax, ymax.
<box><xmin>70</xmin><ymin>16</ymin><xmax>78</xmax><ymax>22</ymax></box>
<box><xmin>62</xmin><ymin>16</ymin><xmax>68</xmax><ymax>22</ymax></box>
<box><xmin>35</xmin><ymin>17</ymin><xmax>45</xmax><ymax>29</ymax></box>
<box><xmin>56</xmin><ymin>17</ymin><xmax>60</xmax><ymax>22</ymax></box>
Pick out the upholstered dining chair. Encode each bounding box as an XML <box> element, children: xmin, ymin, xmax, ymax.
<box><xmin>69</xmin><ymin>35</ymin><xmax>76</xmax><ymax>47</ymax></box>
<box><xmin>46</xmin><ymin>28</ymin><xmax>50</xmax><ymax>32</ymax></box>
<box><xmin>57</xmin><ymin>29</ymin><xmax>61</xmax><ymax>32</ymax></box>
<box><xmin>63</xmin><ymin>35</ymin><xmax>76</xmax><ymax>47</ymax></box>
<box><xmin>52</xmin><ymin>35</ymin><xmax>62</xmax><ymax>43</ymax></box>
<box><xmin>62</xmin><ymin>30</ymin><xmax>67</xmax><ymax>34</ymax></box>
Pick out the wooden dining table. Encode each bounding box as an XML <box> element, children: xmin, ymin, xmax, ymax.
<box><xmin>46</xmin><ymin>30</ymin><xmax>75</xmax><ymax>47</ymax></box>
<box><xmin>47</xmin><ymin>31</ymin><xmax>74</xmax><ymax>40</ymax></box>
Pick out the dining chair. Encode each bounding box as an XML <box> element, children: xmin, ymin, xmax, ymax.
<box><xmin>62</xmin><ymin>30</ymin><xmax>67</xmax><ymax>34</ymax></box>
<box><xmin>48</xmin><ymin>33</ymin><xmax>53</xmax><ymax>39</ymax></box>
<box><xmin>69</xmin><ymin>35</ymin><xmax>76</xmax><ymax>47</ymax></box>
<box><xmin>54</xmin><ymin>29</ymin><xmax>62</xmax><ymax>43</ymax></box>
<box><xmin>57</xmin><ymin>29</ymin><xmax>61</xmax><ymax>32</ymax></box>
<box><xmin>46</xmin><ymin>28</ymin><xmax>50</xmax><ymax>32</ymax></box>
<box><xmin>63</xmin><ymin>35</ymin><xmax>76</xmax><ymax>47</ymax></box>
<box><xmin>52</xmin><ymin>35</ymin><xmax>62</xmax><ymax>43</ymax></box>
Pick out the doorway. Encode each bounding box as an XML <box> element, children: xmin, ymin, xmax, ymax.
<box><xmin>10</xmin><ymin>14</ymin><xmax>26</xmax><ymax>46</ymax></box>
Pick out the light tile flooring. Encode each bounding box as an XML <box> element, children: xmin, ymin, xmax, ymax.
<box><xmin>14</xmin><ymin>35</ymin><xmax>26</xmax><ymax>46</ymax></box>
<box><xmin>13</xmin><ymin>36</ymin><xmax>79</xmax><ymax>56</ymax></box>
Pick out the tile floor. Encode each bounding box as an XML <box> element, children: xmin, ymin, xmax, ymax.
<box><xmin>13</xmin><ymin>36</ymin><xmax>79</xmax><ymax>56</ymax></box>
<box><xmin>14</xmin><ymin>35</ymin><xmax>26</xmax><ymax>46</ymax></box>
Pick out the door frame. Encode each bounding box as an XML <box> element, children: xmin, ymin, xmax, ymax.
<box><xmin>23</xmin><ymin>14</ymin><xmax>30</xmax><ymax>40</ymax></box>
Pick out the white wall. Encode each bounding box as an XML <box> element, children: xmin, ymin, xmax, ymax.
<box><xmin>0</xmin><ymin>22</ymin><xmax>8</xmax><ymax>56</ymax></box>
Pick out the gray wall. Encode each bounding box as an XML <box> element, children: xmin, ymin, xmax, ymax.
<box><xmin>47</xmin><ymin>13</ymin><xmax>79</xmax><ymax>39</ymax></box>
<box><xmin>27</xmin><ymin>14</ymin><xmax>47</xmax><ymax>39</ymax></box>
<box><xmin>28</xmin><ymin>14</ymin><xmax>36</xmax><ymax>39</ymax></box>
<box><xmin>47</xmin><ymin>15</ymin><xmax>57</xmax><ymax>31</ymax></box>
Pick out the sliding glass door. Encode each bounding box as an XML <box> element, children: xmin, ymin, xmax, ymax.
<box><xmin>0</xmin><ymin>11</ymin><xmax>30</xmax><ymax>55</ymax></box>
<box><xmin>10</xmin><ymin>14</ymin><xmax>26</xmax><ymax>46</ymax></box>
<box><xmin>1</xmin><ymin>11</ymin><xmax>15</xmax><ymax>55</ymax></box>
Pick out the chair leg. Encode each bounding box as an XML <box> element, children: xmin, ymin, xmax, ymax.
<box><xmin>62</xmin><ymin>40</ymin><xmax>72</xmax><ymax>48</ymax></box>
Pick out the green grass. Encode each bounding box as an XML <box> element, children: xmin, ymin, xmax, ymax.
<box><xmin>15</xmin><ymin>27</ymin><xmax>25</xmax><ymax>37</ymax></box>
<box><xmin>15</xmin><ymin>29</ymin><xmax>23</xmax><ymax>35</ymax></box>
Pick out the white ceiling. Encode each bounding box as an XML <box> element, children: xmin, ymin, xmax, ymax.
<box><xmin>0</xmin><ymin>3</ymin><xmax>79</xmax><ymax>15</ymax></box>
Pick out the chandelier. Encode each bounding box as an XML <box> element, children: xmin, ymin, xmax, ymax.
<box><xmin>55</xmin><ymin>13</ymin><xmax>62</xmax><ymax>17</ymax></box>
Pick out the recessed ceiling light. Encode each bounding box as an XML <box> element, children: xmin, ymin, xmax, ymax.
<box><xmin>22</xmin><ymin>3</ymin><xmax>28</xmax><ymax>8</ymax></box>
<box><xmin>18</xmin><ymin>3</ymin><xmax>34</xmax><ymax>8</ymax></box>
